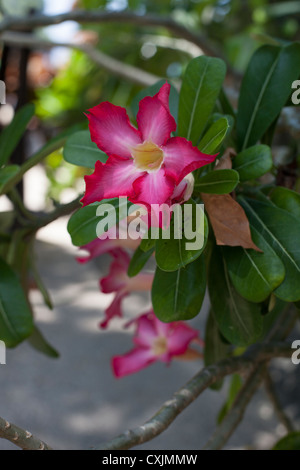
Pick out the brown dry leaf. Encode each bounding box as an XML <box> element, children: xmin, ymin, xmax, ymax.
<box><xmin>201</xmin><ymin>193</ymin><xmax>261</xmax><ymax>251</ymax></box>
<box><xmin>215</xmin><ymin>147</ymin><xmax>236</xmax><ymax>170</ymax></box>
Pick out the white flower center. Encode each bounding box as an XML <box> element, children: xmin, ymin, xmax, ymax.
<box><xmin>152</xmin><ymin>336</ymin><xmax>168</xmax><ymax>356</ymax></box>
<box><xmin>131</xmin><ymin>141</ymin><xmax>164</xmax><ymax>172</ymax></box>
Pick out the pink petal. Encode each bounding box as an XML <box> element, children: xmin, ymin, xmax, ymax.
<box><xmin>77</xmin><ymin>238</ymin><xmax>119</xmax><ymax>264</ymax></box>
<box><xmin>137</xmin><ymin>84</ymin><xmax>176</xmax><ymax>147</ymax></box>
<box><xmin>167</xmin><ymin>323</ymin><xmax>199</xmax><ymax>357</ymax></box>
<box><xmin>133</xmin><ymin>313</ymin><xmax>159</xmax><ymax>348</ymax></box>
<box><xmin>81</xmin><ymin>156</ymin><xmax>141</xmax><ymax>207</ymax></box>
<box><xmin>131</xmin><ymin>169</ymin><xmax>176</xmax><ymax>208</ymax></box>
<box><xmin>100</xmin><ymin>251</ymin><xmax>130</xmax><ymax>293</ymax></box>
<box><xmin>87</xmin><ymin>102</ymin><xmax>141</xmax><ymax>158</ymax></box>
<box><xmin>162</xmin><ymin>137</ymin><xmax>217</xmax><ymax>184</ymax></box>
<box><xmin>100</xmin><ymin>291</ymin><xmax>128</xmax><ymax>329</ymax></box>
<box><xmin>112</xmin><ymin>347</ymin><xmax>156</xmax><ymax>378</ymax></box>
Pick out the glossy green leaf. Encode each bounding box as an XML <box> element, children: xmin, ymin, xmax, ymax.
<box><xmin>152</xmin><ymin>255</ymin><xmax>206</xmax><ymax>322</ymax></box>
<box><xmin>28</xmin><ymin>327</ymin><xmax>59</xmax><ymax>358</ymax></box>
<box><xmin>131</xmin><ymin>79</ymin><xmax>179</xmax><ymax>123</ymax></box>
<box><xmin>204</xmin><ymin>310</ymin><xmax>231</xmax><ymax>391</ymax></box>
<box><xmin>240</xmin><ymin>197</ymin><xmax>300</xmax><ymax>302</ymax></box>
<box><xmin>208</xmin><ymin>247</ymin><xmax>263</xmax><ymax>346</ymax></box>
<box><xmin>194</xmin><ymin>169</ymin><xmax>239</xmax><ymax>194</ymax></box>
<box><xmin>223</xmin><ymin>226</ymin><xmax>285</xmax><ymax>302</ymax></box>
<box><xmin>178</xmin><ymin>56</ymin><xmax>226</xmax><ymax>145</ymax></box>
<box><xmin>128</xmin><ymin>246</ymin><xmax>155</xmax><ymax>278</ymax></box>
<box><xmin>0</xmin><ymin>258</ymin><xmax>34</xmax><ymax>347</ymax></box>
<box><xmin>68</xmin><ymin>198</ymin><xmax>131</xmax><ymax>247</ymax></box>
<box><xmin>63</xmin><ymin>130</ymin><xmax>107</xmax><ymax>168</ymax></box>
<box><xmin>273</xmin><ymin>432</ymin><xmax>300</xmax><ymax>450</ymax></box>
<box><xmin>270</xmin><ymin>187</ymin><xmax>300</xmax><ymax>218</ymax></box>
<box><xmin>237</xmin><ymin>43</ymin><xmax>300</xmax><ymax>150</ymax></box>
<box><xmin>0</xmin><ymin>103</ymin><xmax>35</xmax><ymax>167</ymax></box>
<box><xmin>233</xmin><ymin>145</ymin><xmax>273</xmax><ymax>181</ymax></box>
<box><xmin>198</xmin><ymin>117</ymin><xmax>229</xmax><ymax>154</ymax></box>
<box><xmin>155</xmin><ymin>202</ymin><xmax>208</xmax><ymax>271</ymax></box>
<box><xmin>0</xmin><ymin>165</ymin><xmax>20</xmax><ymax>192</ymax></box>
<box><xmin>140</xmin><ymin>232</ymin><xmax>157</xmax><ymax>253</ymax></box>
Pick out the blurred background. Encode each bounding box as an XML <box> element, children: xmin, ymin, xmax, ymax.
<box><xmin>0</xmin><ymin>0</ymin><xmax>299</xmax><ymax>450</ymax></box>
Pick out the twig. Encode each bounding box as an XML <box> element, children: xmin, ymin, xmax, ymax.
<box><xmin>264</xmin><ymin>369</ymin><xmax>295</xmax><ymax>433</ymax></box>
<box><xmin>0</xmin><ymin>416</ymin><xmax>52</xmax><ymax>450</ymax></box>
<box><xmin>26</xmin><ymin>195</ymin><xmax>82</xmax><ymax>232</ymax></box>
<box><xmin>94</xmin><ymin>342</ymin><xmax>292</xmax><ymax>450</ymax></box>
<box><xmin>0</xmin><ymin>11</ymin><xmax>222</xmax><ymax>58</ymax></box>
<box><xmin>0</xmin><ymin>32</ymin><xmax>162</xmax><ymax>87</ymax></box>
<box><xmin>203</xmin><ymin>365</ymin><xmax>265</xmax><ymax>450</ymax></box>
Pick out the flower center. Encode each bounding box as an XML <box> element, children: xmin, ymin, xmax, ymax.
<box><xmin>152</xmin><ymin>336</ymin><xmax>168</xmax><ymax>356</ymax></box>
<box><xmin>131</xmin><ymin>141</ymin><xmax>164</xmax><ymax>172</ymax></box>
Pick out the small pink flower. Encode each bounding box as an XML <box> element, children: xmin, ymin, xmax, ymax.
<box><xmin>112</xmin><ymin>311</ymin><xmax>202</xmax><ymax>378</ymax></box>
<box><xmin>99</xmin><ymin>250</ymin><xmax>153</xmax><ymax>329</ymax></box>
<box><xmin>81</xmin><ymin>83</ymin><xmax>216</xmax><ymax>210</ymax></box>
<box><xmin>77</xmin><ymin>224</ymin><xmax>141</xmax><ymax>264</ymax></box>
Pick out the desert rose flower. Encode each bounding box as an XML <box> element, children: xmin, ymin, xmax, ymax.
<box><xmin>81</xmin><ymin>83</ymin><xmax>216</xmax><ymax>210</ymax></box>
<box><xmin>77</xmin><ymin>223</ymin><xmax>141</xmax><ymax>264</ymax></box>
<box><xmin>99</xmin><ymin>250</ymin><xmax>153</xmax><ymax>329</ymax></box>
<box><xmin>112</xmin><ymin>311</ymin><xmax>202</xmax><ymax>378</ymax></box>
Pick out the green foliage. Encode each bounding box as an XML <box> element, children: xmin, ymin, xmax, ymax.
<box><xmin>63</xmin><ymin>130</ymin><xmax>108</xmax><ymax>168</ymax></box>
<box><xmin>152</xmin><ymin>255</ymin><xmax>206</xmax><ymax>322</ymax></box>
<box><xmin>194</xmin><ymin>169</ymin><xmax>239</xmax><ymax>194</ymax></box>
<box><xmin>0</xmin><ymin>258</ymin><xmax>34</xmax><ymax>348</ymax></box>
<box><xmin>178</xmin><ymin>56</ymin><xmax>226</xmax><ymax>145</ymax></box>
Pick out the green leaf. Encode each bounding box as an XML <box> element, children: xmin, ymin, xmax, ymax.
<box><xmin>68</xmin><ymin>198</ymin><xmax>131</xmax><ymax>247</ymax></box>
<box><xmin>240</xmin><ymin>197</ymin><xmax>300</xmax><ymax>302</ymax></box>
<box><xmin>178</xmin><ymin>56</ymin><xmax>226</xmax><ymax>145</ymax></box>
<box><xmin>155</xmin><ymin>201</ymin><xmax>208</xmax><ymax>271</ymax></box>
<box><xmin>198</xmin><ymin>117</ymin><xmax>229</xmax><ymax>154</ymax></box>
<box><xmin>204</xmin><ymin>310</ymin><xmax>231</xmax><ymax>391</ymax></box>
<box><xmin>208</xmin><ymin>247</ymin><xmax>263</xmax><ymax>346</ymax></box>
<box><xmin>63</xmin><ymin>130</ymin><xmax>108</xmax><ymax>168</ymax></box>
<box><xmin>131</xmin><ymin>79</ymin><xmax>179</xmax><ymax>123</ymax></box>
<box><xmin>140</xmin><ymin>232</ymin><xmax>157</xmax><ymax>253</ymax></box>
<box><xmin>28</xmin><ymin>327</ymin><xmax>59</xmax><ymax>358</ymax></box>
<box><xmin>0</xmin><ymin>165</ymin><xmax>20</xmax><ymax>192</ymax></box>
<box><xmin>194</xmin><ymin>169</ymin><xmax>239</xmax><ymax>194</ymax></box>
<box><xmin>218</xmin><ymin>374</ymin><xmax>243</xmax><ymax>424</ymax></box>
<box><xmin>0</xmin><ymin>258</ymin><xmax>34</xmax><ymax>347</ymax></box>
<box><xmin>237</xmin><ymin>43</ymin><xmax>300</xmax><ymax>150</ymax></box>
<box><xmin>233</xmin><ymin>145</ymin><xmax>273</xmax><ymax>181</ymax></box>
<box><xmin>128</xmin><ymin>246</ymin><xmax>155</xmax><ymax>278</ymax></box>
<box><xmin>152</xmin><ymin>255</ymin><xmax>206</xmax><ymax>322</ymax></box>
<box><xmin>269</xmin><ymin>187</ymin><xmax>300</xmax><ymax>218</ymax></box>
<box><xmin>273</xmin><ymin>432</ymin><xmax>300</xmax><ymax>450</ymax></box>
<box><xmin>223</xmin><ymin>225</ymin><xmax>285</xmax><ymax>302</ymax></box>
<box><xmin>0</xmin><ymin>103</ymin><xmax>35</xmax><ymax>167</ymax></box>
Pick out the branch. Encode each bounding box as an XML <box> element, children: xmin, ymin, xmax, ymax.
<box><xmin>0</xmin><ymin>10</ymin><xmax>222</xmax><ymax>58</ymax></box>
<box><xmin>264</xmin><ymin>369</ymin><xmax>295</xmax><ymax>433</ymax></box>
<box><xmin>0</xmin><ymin>416</ymin><xmax>52</xmax><ymax>450</ymax></box>
<box><xmin>0</xmin><ymin>32</ymin><xmax>162</xmax><ymax>88</ymax></box>
<box><xmin>94</xmin><ymin>342</ymin><xmax>292</xmax><ymax>450</ymax></box>
<box><xmin>203</xmin><ymin>365</ymin><xmax>265</xmax><ymax>450</ymax></box>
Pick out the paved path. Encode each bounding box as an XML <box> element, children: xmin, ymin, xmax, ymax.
<box><xmin>0</xmin><ymin>217</ymin><xmax>299</xmax><ymax>450</ymax></box>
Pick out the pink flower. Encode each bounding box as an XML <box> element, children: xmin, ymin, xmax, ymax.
<box><xmin>77</xmin><ymin>224</ymin><xmax>141</xmax><ymax>264</ymax></box>
<box><xmin>112</xmin><ymin>311</ymin><xmax>202</xmax><ymax>378</ymax></box>
<box><xmin>99</xmin><ymin>250</ymin><xmax>153</xmax><ymax>329</ymax></box>
<box><xmin>81</xmin><ymin>83</ymin><xmax>216</xmax><ymax>210</ymax></box>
